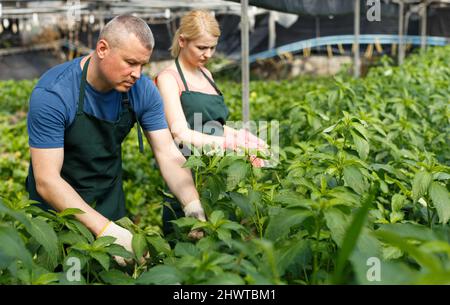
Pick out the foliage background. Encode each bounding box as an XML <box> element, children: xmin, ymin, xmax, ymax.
<box><xmin>0</xmin><ymin>46</ymin><xmax>449</xmax><ymax>284</ymax></box>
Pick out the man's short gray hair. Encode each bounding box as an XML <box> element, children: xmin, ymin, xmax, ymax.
<box><xmin>99</xmin><ymin>15</ymin><xmax>155</xmax><ymax>50</ymax></box>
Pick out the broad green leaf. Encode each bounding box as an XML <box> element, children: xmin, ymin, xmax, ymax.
<box><xmin>333</xmin><ymin>187</ymin><xmax>375</xmax><ymax>284</ymax></box>
<box><xmin>382</xmin><ymin>245</ymin><xmax>403</xmax><ymax>260</ymax></box>
<box><xmin>204</xmin><ymin>273</ymin><xmax>245</xmax><ymax>284</ymax></box>
<box><xmin>327</xmin><ymin>187</ymin><xmax>361</xmax><ymax>206</ymax></box>
<box><xmin>412</xmin><ymin>170</ymin><xmax>432</xmax><ymax>202</ymax></box>
<box><xmin>226</xmin><ymin>160</ymin><xmax>249</xmax><ymax>190</ymax></box>
<box><xmin>105</xmin><ymin>244</ymin><xmax>133</xmax><ymax>259</ymax></box>
<box><xmin>343</xmin><ymin>165</ymin><xmax>368</xmax><ymax>194</ymax></box>
<box><xmin>171</xmin><ymin>217</ymin><xmax>197</xmax><ymax>228</ymax></box>
<box><xmin>209</xmin><ymin>252</ymin><xmax>236</xmax><ymax>266</ymax></box>
<box><xmin>351</xmin><ymin>130</ymin><xmax>369</xmax><ymax>160</ymax></box>
<box><xmin>99</xmin><ymin>269</ymin><xmax>135</xmax><ymax>285</ymax></box>
<box><xmin>275</xmin><ymin>239</ymin><xmax>312</xmax><ymax>277</ymax></box>
<box><xmin>216</xmin><ymin>227</ymin><xmax>232</xmax><ymax>246</ymax></box>
<box><xmin>205</xmin><ymin>175</ymin><xmax>222</xmax><ymax>202</ymax></box>
<box><xmin>57</xmin><ymin>208</ymin><xmax>85</xmax><ymax>218</ymax></box>
<box><xmin>90</xmin><ymin>251</ymin><xmax>110</xmax><ymax>271</ymax></box>
<box><xmin>374</xmin><ymin>230</ymin><xmax>441</xmax><ymax>272</ymax></box>
<box><xmin>273</xmin><ymin>190</ymin><xmax>310</xmax><ymax>207</ymax></box>
<box><xmin>174</xmin><ymin>242</ymin><xmax>200</xmax><ymax>257</ymax></box>
<box><xmin>0</xmin><ymin>226</ymin><xmax>33</xmax><ymax>270</ymax></box>
<box><xmin>323</xmin><ymin>123</ymin><xmax>337</xmax><ymax>133</ymax></box>
<box><xmin>265</xmin><ymin>208</ymin><xmax>312</xmax><ymax>241</ymax></box>
<box><xmin>146</xmin><ymin>235</ymin><xmax>171</xmax><ymax>256</ymax></box>
<box><xmin>58</xmin><ymin>231</ymin><xmax>87</xmax><ymax>246</ymax></box>
<box><xmin>389</xmin><ymin>211</ymin><xmax>404</xmax><ymax>223</ymax></box>
<box><xmin>33</xmin><ymin>272</ymin><xmax>60</xmax><ymax>285</ymax></box>
<box><xmin>210</xmin><ymin>210</ymin><xmax>225</xmax><ymax>226</ymax></box>
<box><xmin>229</xmin><ymin>192</ymin><xmax>254</xmax><ymax>217</ymax></box>
<box><xmin>377</xmin><ymin>223</ymin><xmax>439</xmax><ymax>242</ymax></box>
<box><xmin>132</xmin><ymin>233</ymin><xmax>147</xmax><ymax>260</ymax></box>
<box><xmin>419</xmin><ymin>240</ymin><xmax>450</xmax><ymax>256</ymax></box>
<box><xmin>351</xmin><ymin>122</ymin><xmax>369</xmax><ymax>141</ymax></box>
<box><xmin>28</xmin><ymin>217</ymin><xmax>60</xmax><ymax>267</ymax></box>
<box><xmin>183</xmin><ymin>156</ymin><xmax>206</xmax><ymax>169</ymax></box>
<box><xmin>429</xmin><ymin>182</ymin><xmax>450</xmax><ymax>224</ymax></box>
<box><xmin>66</xmin><ymin>219</ymin><xmax>94</xmax><ymax>243</ymax></box>
<box><xmin>92</xmin><ymin>236</ymin><xmax>115</xmax><ymax>248</ymax></box>
<box><xmin>415</xmin><ymin>272</ymin><xmax>450</xmax><ymax>284</ymax></box>
<box><xmin>221</xmin><ymin>221</ymin><xmax>245</xmax><ymax>232</ymax></box>
<box><xmin>391</xmin><ymin>194</ymin><xmax>407</xmax><ymax>211</ymax></box>
<box><xmin>324</xmin><ymin>208</ymin><xmax>349</xmax><ymax>247</ymax></box>
<box><xmin>137</xmin><ymin>265</ymin><xmax>182</xmax><ymax>284</ymax></box>
<box><xmin>0</xmin><ymin>202</ymin><xmax>59</xmax><ymax>265</ymax></box>
<box><xmin>434</xmin><ymin>172</ymin><xmax>450</xmax><ymax>181</ymax></box>
<box><xmin>115</xmin><ymin>217</ymin><xmax>135</xmax><ymax>231</ymax></box>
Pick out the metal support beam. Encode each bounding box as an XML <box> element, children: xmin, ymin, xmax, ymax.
<box><xmin>268</xmin><ymin>10</ymin><xmax>276</xmax><ymax>50</ymax></box>
<box><xmin>420</xmin><ymin>1</ymin><xmax>428</xmax><ymax>50</ymax></box>
<box><xmin>241</xmin><ymin>0</ymin><xmax>250</xmax><ymax>125</ymax></box>
<box><xmin>398</xmin><ymin>0</ymin><xmax>405</xmax><ymax>65</ymax></box>
<box><xmin>353</xmin><ymin>0</ymin><xmax>360</xmax><ymax>78</ymax></box>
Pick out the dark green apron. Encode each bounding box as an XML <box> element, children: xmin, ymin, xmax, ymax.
<box><xmin>26</xmin><ymin>57</ymin><xmax>143</xmax><ymax>221</ymax></box>
<box><xmin>162</xmin><ymin>58</ymin><xmax>229</xmax><ymax>236</ymax></box>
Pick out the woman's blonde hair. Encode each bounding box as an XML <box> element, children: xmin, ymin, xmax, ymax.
<box><xmin>170</xmin><ymin>10</ymin><xmax>221</xmax><ymax>58</ymax></box>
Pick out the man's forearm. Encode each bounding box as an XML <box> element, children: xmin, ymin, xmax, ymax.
<box><xmin>155</xmin><ymin>143</ymin><xmax>200</xmax><ymax>208</ymax></box>
<box><xmin>35</xmin><ymin>176</ymin><xmax>109</xmax><ymax>235</ymax></box>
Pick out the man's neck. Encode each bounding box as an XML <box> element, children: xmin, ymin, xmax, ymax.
<box><xmin>80</xmin><ymin>55</ymin><xmax>113</xmax><ymax>92</ymax></box>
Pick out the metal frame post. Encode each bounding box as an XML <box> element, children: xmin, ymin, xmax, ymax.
<box><xmin>241</xmin><ymin>0</ymin><xmax>250</xmax><ymax>125</ymax></box>
<box><xmin>398</xmin><ymin>0</ymin><xmax>405</xmax><ymax>65</ymax></box>
<box><xmin>354</xmin><ymin>0</ymin><xmax>360</xmax><ymax>78</ymax></box>
<box><xmin>420</xmin><ymin>1</ymin><xmax>428</xmax><ymax>50</ymax></box>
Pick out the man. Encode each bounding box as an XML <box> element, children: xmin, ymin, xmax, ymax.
<box><xmin>26</xmin><ymin>15</ymin><xmax>206</xmax><ymax>264</ymax></box>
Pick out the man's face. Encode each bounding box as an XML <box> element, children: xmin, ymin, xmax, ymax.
<box><xmin>100</xmin><ymin>34</ymin><xmax>151</xmax><ymax>92</ymax></box>
<box><xmin>180</xmin><ymin>32</ymin><xmax>218</xmax><ymax>67</ymax></box>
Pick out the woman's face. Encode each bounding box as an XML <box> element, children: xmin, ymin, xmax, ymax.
<box><xmin>179</xmin><ymin>31</ymin><xmax>218</xmax><ymax>67</ymax></box>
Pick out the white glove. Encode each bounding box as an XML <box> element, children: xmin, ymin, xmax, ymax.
<box><xmin>183</xmin><ymin>200</ymin><xmax>206</xmax><ymax>240</ymax></box>
<box><xmin>183</xmin><ymin>200</ymin><xmax>206</xmax><ymax>222</ymax></box>
<box><xmin>97</xmin><ymin>221</ymin><xmax>134</xmax><ymax>266</ymax></box>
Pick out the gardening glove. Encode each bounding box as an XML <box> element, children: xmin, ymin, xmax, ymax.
<box><xmin>183</xmin><ymin>199</ymin><xmax>206</xmax><ymax>221</ymax></box>
<box><xmin>97</xmin><ymin>221</ymin><xmax>142</xmax><ymax>266</ymax></box>
<box><xmin>183</xmin><ymin>200</ymin><xmax>206</xmax><ymax>240</ymax></box>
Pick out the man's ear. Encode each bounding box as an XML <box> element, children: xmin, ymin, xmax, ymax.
<box><xmin>96</xmin><ymin>39</ymin><xmax>110</xmax><ymax>59</ymax></box>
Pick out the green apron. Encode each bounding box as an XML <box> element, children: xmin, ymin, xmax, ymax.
<box><xmin>162</xmin><ymin>58</ymin><xmax>229</xmax><ymax>236</ymax></box>
<box><xmin>26</xmin><ymin>57</ymin><xmax>143</xmax><ymax>221</ymax></box>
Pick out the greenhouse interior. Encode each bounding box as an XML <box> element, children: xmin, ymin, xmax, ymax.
<box><xmin>0</xmin><ymin>0</ymin><xmax>449</xmax><ymax>289</ymax></box>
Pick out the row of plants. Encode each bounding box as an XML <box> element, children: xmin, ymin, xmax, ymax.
<box><xmin>0</xmin><ymin>46</ymin><xmax>449</xmax><ymax>284</ymax></box>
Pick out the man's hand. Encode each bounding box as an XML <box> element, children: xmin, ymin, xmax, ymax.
<box><xmin>183</xmin><ymin>200</ymin><xmax>206</xmax><ymax>240</ymax></box>
<box><xmin>97</xmin><ymin>221</ymin><xmax>141</xmax><ymax>266</ymax></box>
<box><xmin>183</xmin><ymin>199</ymin><xmax>206</xmax><ymax>222</ymax></box>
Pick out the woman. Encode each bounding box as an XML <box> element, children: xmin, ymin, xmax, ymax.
<box><xmin>156</xmin><ymin>10</ymin><xmax>266</xmax><ymax>236</ymax></box>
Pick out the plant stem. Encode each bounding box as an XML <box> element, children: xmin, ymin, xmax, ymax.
<box><xmin>312</xmin><ymin>213</ymin><xmax>322</xmax><ymax>284</ymax></box>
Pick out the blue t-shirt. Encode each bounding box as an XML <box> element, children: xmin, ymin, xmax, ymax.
<box><xmin>28</xmin><ymin>57</ymin><xmax>168</xmax><ymax>148</ymax></box>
